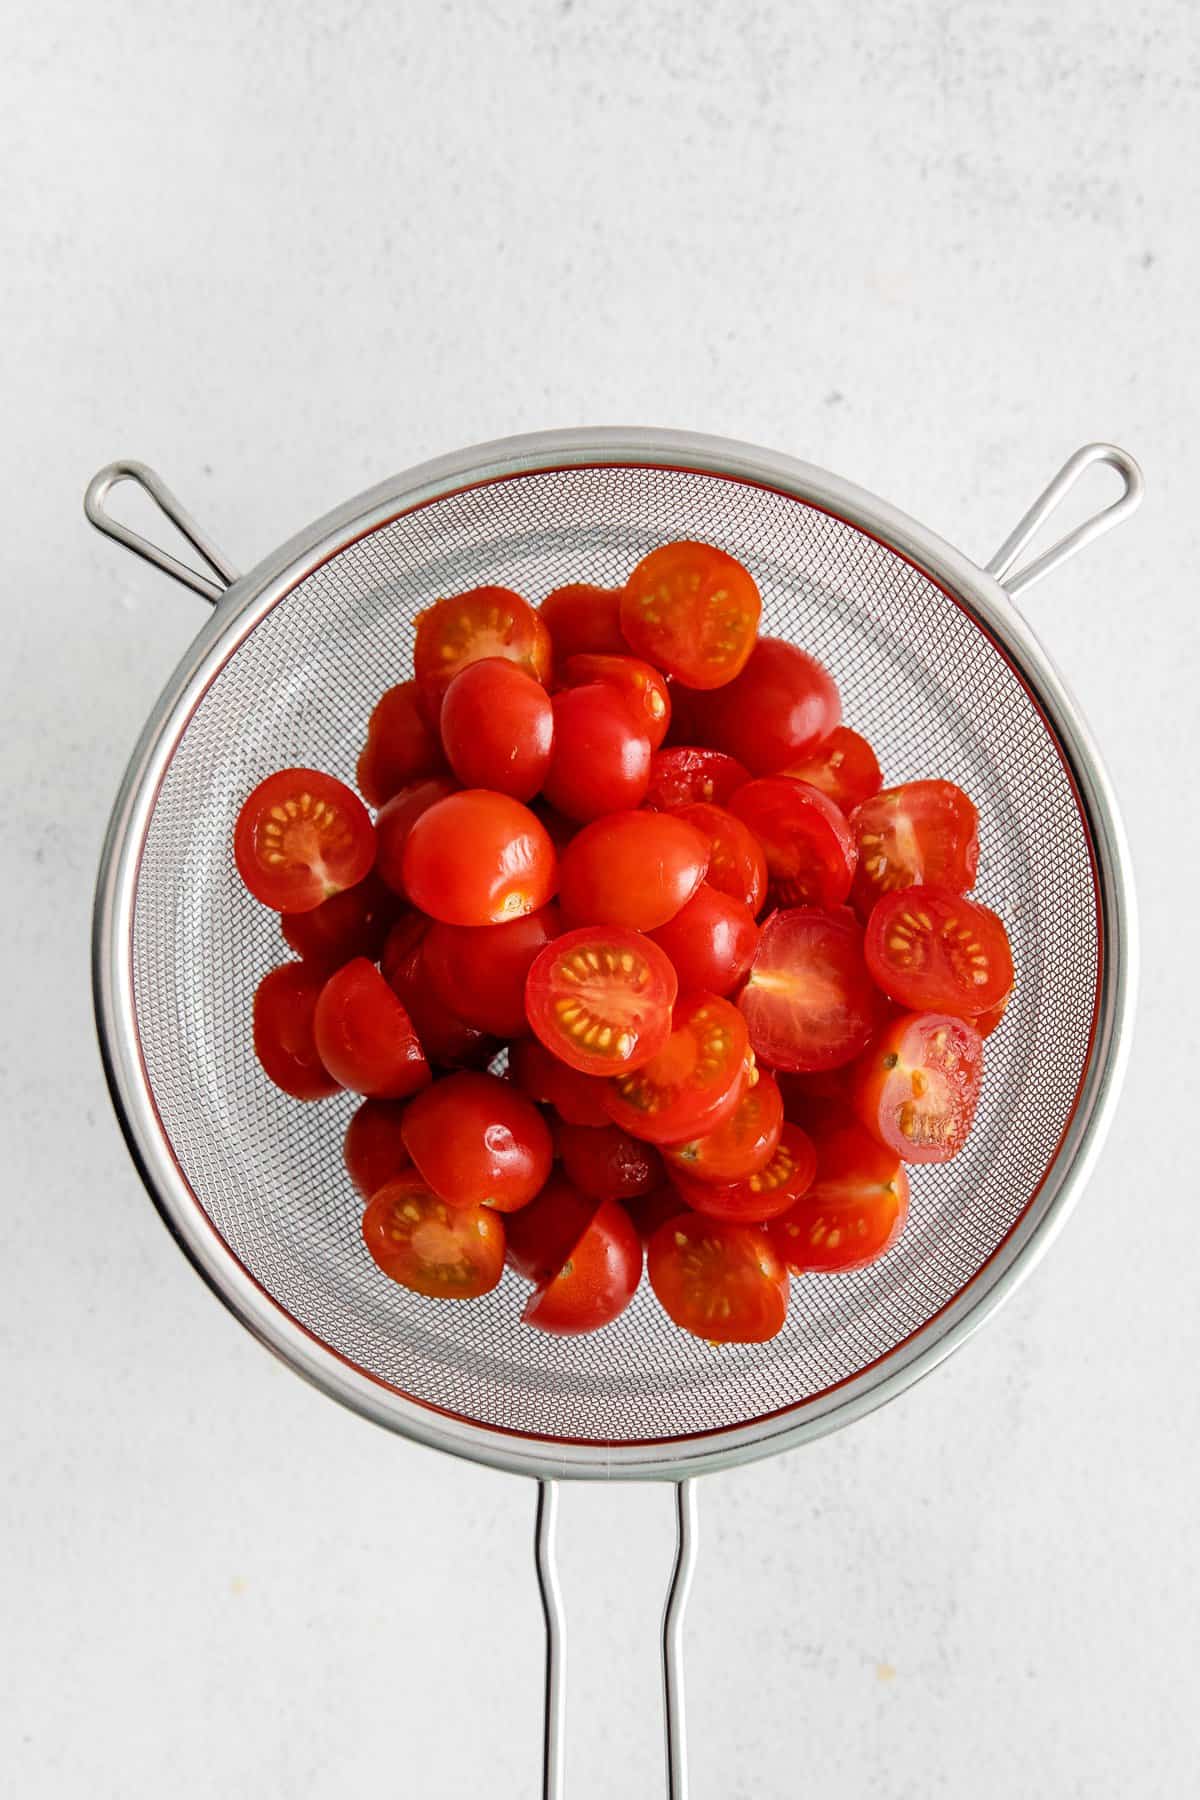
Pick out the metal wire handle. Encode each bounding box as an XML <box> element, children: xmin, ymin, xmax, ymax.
<box><xmin>84</xmin><ymin>459</ymin><xmax>238</xmax><ymax>603</ymax></box>
<box><xmin>986</xmin><ymin>441</ymin><xmax>1144</xmax><ymax>597</ymax></box>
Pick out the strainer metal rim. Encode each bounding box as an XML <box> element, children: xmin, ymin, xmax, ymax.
<box><xmin>92</xmin><ymin>426</ymin><xmax>1138</xmax><ymax>1481</ymax></box>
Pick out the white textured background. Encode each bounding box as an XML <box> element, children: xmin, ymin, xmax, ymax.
<box><xmin>4</xmin><ymin>3</ymin><xmax>1198</xmax><ymax>1795</ymax></box>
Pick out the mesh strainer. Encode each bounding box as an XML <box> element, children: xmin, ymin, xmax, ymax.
<box><xmin>86</xmin><ymin>428</ymin><xmax>1141</xmax><ymax>1797</ymax></box>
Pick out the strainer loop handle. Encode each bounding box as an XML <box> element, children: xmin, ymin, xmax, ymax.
<box><xmin>83</xmin><ymin>460</ymin><xmax>239</xmax><ymax>604</ymax></box>
<box><xmin>986</xmin><ymin>441</ymin><xmax>1143</xmax><ymax>598</ymax></box>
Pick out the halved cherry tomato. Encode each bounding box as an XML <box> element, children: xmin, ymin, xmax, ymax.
<box><xmin>525</xmin><ymin>926</ymin><xmax>678</xmax><ymax>1075</ymax></box>
<box><xmin>523</xmin><ymin>1196</ymin><xmax>642</xmax><ymax>1334</ymax></box>
<box><xmin>664</xmin><ymin>1071</ymin><xmax>784</xmax><ymax>1184</ymax></box>
<box><xmin>849</xmin><ymin>781</ymin><xmax>979</xmax><ymax>919</ymax></box>
<box><xmin>505</xmin><ymin>1175</ymin><xmax>599</xmax><ymax>1282</ymax></box>
<box><xmin>439</xmin><ymin>658</ymin><xmax>553</xmax><ymax>800</ymax></box>
<box><xmin>507</xmin><ymin>1038</ymin><xmax>612</xmax><ymax>1127</ymax></box>
<box><xmin>401</xmin><ymin>1071</ymin><xmax>553</xmax><ymax>1212</ymax></box>
<box><xmin>865</xmin><ymin>885</ymin><xmax>1014</xmax><ymax>1019</ymax></box>
<box><xmin>604</xmin><ymin>993</ymin><xmax>750</xmax><ymax>1146</ymax></box>
<box><xmin>738</xmin><ymin>907</ymin><xmax>882</xmax><ymax>1072</ymax></box>
<box><xmin>381</xmin><ymin>914</ymin><xmax>497</xmax><ymax>1069</ymax></box>
<box><xmin>539</xmin><ymin>583</ymin><xmax>627</xmax><ymax>672</ymax></box>
<box><xmin>780</xmin><ymin>727</ymin><xmax>882</xmax><ymax>815</ymax></box>
<box><xmin>402</xmin><ymin>790</ymin><xmax>557</xmax><ymax>925</ymax></box>
<box><xmin>235</xmin><ymin>768</ymin><xmax>375</xmax><ymax>913</ymax></box>
<box><xmin>557</xmin><ymin>811</ymin><xmax>710</xmax><ymax>931</ymax></box>
<box><xmin>374</xmin><ymin>777</ymin><xmax>458</xmax><ymax>896</ymax></box>
<box><xmin>363</xmin><ymin>1176</ymin><xmax>505</xmax><ymax>1299</ymax></box>
<box><xmin>730</xmin><ymin>777</ymin><xmax>856</xmax><ymax>909</ymax></box>
<box><xmin>343</xmin><ymin>1098</ymin><xmax>413</xmax><ymax>1198</ymax></box>
<box><xmin>556</xmin><ymin>1122</ymin><xmax>664</xmax><ymax>1201</ymax></box>
<box><xmin>854</xmin><ymin>1011</ymin><xmax>983</xmax><ymax>1164</ymax></box>
<box><xmin>648</xmin><ymin>883</ymin><xmax>760</xmax><ymax>996</ymax></box>
<box><xmin>413</xmin><ymin>586</ymin><xmax>552</xmax><ymax>718</ymax></box>
<box><xmin>768</xmin><ymin>1122</ymin><xmax>909</xmax><ymax>1272</ymax></box>
<box><xmin>563</xmin><ymin>653</ymin><xmax>671</xmax><ymax>748</ymax></box>
<box><xmin>313</xmin><ymin>957</ymin><xmax>432</xmax><ymax>1098</ymax></box>
<box><xmin>647</xmin><ymin>1214</ymin><xmax>788</xmax><ymax>1343</ymax></box>
<box><xmin>540</xmin><ymin>684</ymin><xmax>651</xmax><ymax>821</ymax></box>
<box><xmin>621</xmin><ymin>542</ymin><xmax>761</xmax><ymax>689</ymax></box>
<box><xmin>625</xmin><ymin>1184</ymin><xmax>684</xmax><ymax>1245</ymax></box>
<box><xmin>686</xmin><ymin>638</ymin><xmax>841</xmax><ymax>774</ymax></box>
<box><xmin>422</xmin><ymin>904</ymin><xmax>561</xmax><ymax>1039</ymax></box>
<box><xmin>674</xmin><ymin>1122</ymin><xmax>816</xmax><ymax>1224</ymax></box>
<box><xmin>674</xmin><ymin>802</ymin><xmax>767</xmax><ymax>914</ymax></box>
<box><xmin>280</xmin><ymin>872</ymin><xmax>400</xmax><ymax>969</ymax></box>
<box><xmin>644</xmin><ymin>746</ymin><xmax>750</xmax><ymax>811</ymax></box>
<box><xmin>253</xmin><ymin>963</ymin><xmax>341</xmax><ymax>1100</ymax></box>
<box><xmin>356</xmin><ymin>680</ymin><xmax>448</xmax><ymax>807</ymax></box>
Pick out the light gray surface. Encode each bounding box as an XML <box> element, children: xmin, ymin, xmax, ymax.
<box><xmin>3</xmin><ymin>3</ymin><xmax>1197</xmax><ymax>1795</ymax></box>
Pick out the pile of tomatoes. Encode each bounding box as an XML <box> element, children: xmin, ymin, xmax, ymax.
<box><xmin>234</xmin><ymin>540</ymin><xmax>1013</xmax><ymax>1345</ymax></box>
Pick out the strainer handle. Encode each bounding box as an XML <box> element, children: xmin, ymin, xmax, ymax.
<box><xmin>985</xmin><ymin>441</ymin><xmax>1143</xmax><ymax>598</ymax></box>
<box><xmin>83</xmin><ymin>460</ymin><xmax>239</xmax><ymax>604</ymax></box>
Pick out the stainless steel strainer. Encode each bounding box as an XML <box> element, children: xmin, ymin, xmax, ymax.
<box><xmin>86</xmin><ymin>428</ymin><xmax>1141</xmax><ymax>1797</ymax></box>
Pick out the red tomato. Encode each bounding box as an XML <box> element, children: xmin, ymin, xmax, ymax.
<box><xmin>730</xmin><ymin>777</ymin><xmax>856</xmax><ymax>909</ymax></box>
<box><xmin>854</xmin><ymin>1011</ymin><xmax>983</xmax><ymax>1164</ymax></box>
<box><xmin>974</xmin><ymin>993</ymin><xmax>1010</xmax><ymax>1039</ymax></box>
<box><xmin>422</xmin><ymin>904</ymin><xmax>561</xmax><ymax>1039</ymax></box>
<box><xmin>507</xmin><ymin>1038</ymin><xmax>613</xmax><ymax>1127</ymax></box>
<box><xmin>768</xmin><ymin>1122</ymin><xmax>909</xmax><ymax>1273</ymax></box>
<box><xmin>563</xmin><ymin>653</ymin><xmax>671</xmax><ymax>748</ymax></box>
<box><xmin>644</xmin><ymin>746</ymin><xmax>751</xmax><ymax>811</ymax></box>
<box><xmin>374</xmin><ymin>777</ymin><xmax>458</xmax><ymax>897</ymax></box>
<box><xmin>865</xmin><ymin>885</ymin><xmax>1014</xmax><ymax>1019</ymax></box>
<box><xmin>625</xmin><ymin>1184</ymin><xmax>685</xmax><ymax>1245</ymax></box>
<box><xmin>557</xmin><ymin>811</ymin><xmax>710</xmax><ymax>932</ymax></box>
<box><xmin>539</xmin><ymin>583</ymin><xmax>627</xmax><ymax>672</ymax></box>
<box><xmin>402</xmin><ymin>789</ymin><xmax>557</xmax><ymax>926</ymax></box>
<box><xmin>253</xmin><ymin>963</ymin><xmax>341</xmax><ymax>1100</ymax></box>
<box><xmin>648</xmin><ymin>883</ymin><xmax>760</xmax><ymax>996</ymax></box>
<box><xmin>556</xmin><ymin>1122</ymin><xmax>664</xmax><ymax>1200</ymax></box>
<box><xmin>439</xmin><ymin>658</ymin><xmax>553</xmax><ymax>801</ymax></box>
<box><xmin>401</xmin><ymin>1071</ymin><xmax>553</xmax><ymax>1212</ymax></box>
<box><xmin>780</xmin><ymin>727</ymin><xmax>882</xmax><ymax>815</ymax></box>
<box><xmin>413</xmin><ymin>586</ymin><xmax>552</xmax><ymax>718</ymax></box>
<box><xmin>541</xmin><ymin>684</ymin><xmax>652</xmax><ymax>821</ymax></box>
<box><xmin>621</xmin><ymin>542</ymin><xmax>761</xmax><ymax>689</ymax></box>
<box><xmin>381</xmin><ymin>914</ymin><xmax>498</xmax><ymax>1069</ymax></box>
<box><xmin>525</xmin><ymin>925</ymin><xmax>678</xmax><ymax>1075</ymax></box>
<box><xmin>280</xmin><ymin>872</ymin><xmax>400</xmax><ymax>970</ymax></box>
<box><xmin>505</xmin><ymin>1175</ymin><xmax>599</xmax><ymax>1282</ymax></box>
<box><xmin>686</xmin><ymin>638</ymin><xmax>841</xmax><ymax>773</ymax></box>
<box><xmin>530</xmin><ymin>800</ymin><xmax>579</xmax><ymax>855</ymax></box>
<box><xmin>674</xmin><ymin>1122</ymin><xmax>817</xmax><ymax>1224</ymax></box>
<box><xmin>523</xmin><ymin>1196</ymin><xmax>642</xmax><ymax>1335</ymax></box>
<box><xmin>775</xmin><ymin>1067</ymin><xmax>857</xmax><ymax>1135</ymax></box>
<box><xmin>849</xmin><ymin>781</ymin><xmax>979</xmax><ymax>919</ymax></box>
<box><xmin>664</xmin><ymin>1071</ymin><xmax>784</xmax><ymax>1184</ymax></box>
<box><xmin>674</xmin><ymin>802</ymin><xmax>767</xmax><ymax>914</ymax></box>
<box><xmin>738</xmin><ymin>907</ymin><xmax>882</xmax><ymax>1072</ymax></box>
<box><xmin>647</xmin><ymin>1214</ymin><xmax>789</xmax><ymax>1343</ymax></box>
<box><xmin>343</xmin><ymin>1098</ymin><xmax>413</xmax><ymax>1198</ymax></box>
<box><xmin>235</xmin><ymin>768</ymin><xmax>375</xmax><ymax>913</ymax></box>
<box><xmin>356</xmin><ymin>680</ymin><xmax>447</xmax><ymax>807</ymax></box>
<box><xmin>313</xmin><ymin>957</ymin><xmax>432</xmax><ymax>1098</ymax></box>
<box><xmin>362</xmin><ymin>1176</ymin><xmax>504</xmax><ymax>1299</ymax></box>
<box><xmin>604</xmin><ymin>993</ymin><xmax>750</xmax><ymax>1146</ymax></box>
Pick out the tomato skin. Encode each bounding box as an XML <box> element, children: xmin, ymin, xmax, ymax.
<box><xmin>356</xmin><ymin>680</ymin><xmax>448</xmax><ymax>807</ymax></box>
<box><xmin>235</xmin><ymin>768</ymin><xmax>376</xmax><ymax>913</ymax></box>
<box><xmin>374</xmin><ymin>777</ymin><xmax>458</xmax><ymax>897</ymax></box>
<box><xmin>400</xmin><ymin>1071</ymin><xmax>553</xmax><ymax>1212</ymax></box>
<box><xmin>738</xmin><ymin>907</ymin><xmax>883</xmax><ymax>1073</ymax></box>
<box><xmin>541</xmin><ymin>684</ymin><xmax>652</xmax><ymax>822</ymax></box>
<box><xmin>674</xmin><ymin>802</ymin><xmax>767</xmax><ymax>914</ymax></box>
<box><xmin>664</xmin><ymin>1071</ymin><xmax>784</xmax><ymax>1185</ymax></box>
<box><xmin>343</xmin><ymin>1098</ymin><xmax>413</xmax><ymax>1198</ymax></box>
<box><xmin>556</xmin><ymin>1122</ymin><xmax>664</xmax><ymax>1200</ymax></box>
<box><xmin>505</xmin><ymin>1175</ymin><xmax>599</xmax><ymax>1282</ymax></box>
<box><xmin>604</xmin><ymin>993</ymin><xmax>750</xmax><ymax>1146</ymax></box>
<box><xmin>563</xmin><ymin>653</ymin><xmax>672</xmax><ymax>749</ymax></box>
<box><xmin>849</xmin><ymin>781</ymin><xmax>979</xmax><ymax>919</ymax></box>
<box><xmin>421</xmin><ymin>904</ymin><xmax>560</xmax><ymax>1040</ymax></box>
<box><xmin>313</xmin><ymin>957</ymin><xmax>432</xmax><ymax>1099</ymax></box>
<box><xmin>730</xmin><ymin>777</ymin><xmax>856</xmax><ymax>909</ymax></box>
<box><xmin>402</xmin><ymin>789</ymin><xmax>558</xmax><ymax>926</ymax></box>
<box><xmin>854</xmin><ymin>1011</ymin><xmax>983</xmax><ymax>1164</ymax></box>
<box><xmin>523</xmin><ymin>1196</ymin><xmax>642</xmax><ymax>1334</ymax></box>
<box><xmin>362</xmin><ymin>1176</ymin><xmax>505</xmax><ymax>1299</ymax></box>
<box><xmin>525</xmin><ymin>925</ymin><xmax>678</xmax><ymax>1076</ymax></box>
<box><xmin>507</xmin><ymin>1038</ymin><xmax>612</xmax><ymax>1127</ymax></box>
<box><xmin>558</xmin><ymin>811</ymin><xmax>710</xmax><ymax>932</ymax></box>
<box><xmin>780</xmin><ymin>727</ymin><xmax>882</xmax><ymax>815</ymax></box>
<box><xmin>621</xmin><ymin>542</ymin><xmax>761</xmax><ymax>690</ymax></box>
<box><xmin>768</xmin><ymin>1122</ymin><xmax>909</xmax><ymax>1273</ymax></box>
<box><xmin>253</xmin><ymin>963</ymin><xmax>341</xmax><ymax>1100</ymax></box>
<box><xmin>647</xmin><ymin>1214</ymin><xmax>789</xmax><ymax>1344</ymax></box>
<box><xmin>673</xmin><ymin>1122</ymin><xmax>817</xmax><ymax>1224</ymax></box>
<box><xmin>539</xmin><ymin>583</ymin><xmax>627</xmax><ymax>673</ymax></box>
<box><xmin>381</xmin><ymin>915</ymin><xmax>498</xmax><ymax>1069</ymax></box>
<box><xmin>280</xmin><ymin>872</ymin><xmax>401</xmax><ymax>970</ymax></box>
<box><xmin>644</xmin><ymin>746</ymin><xmax>751</xmax><ymax>812</ymax></box>
<box><xmin>439</xmin><ymin>658</ymin><xmax>554</xmax><ymax>801</ymax></box>
<box><xmin>648</xmin><ymin>883</ymin><xmax>760</xmax><ymax>997</ymax></box>
<box><xmin>413</xmin><ymin>586</ymin><xmax>552</xmax><ymax>717</ymax></box>
<box><xmin>686</xmin><ymin>638</ymin><xmax>841</xmax><ymax>774</ymax></box>
<box><xmin>865</xmin><ymin>885</ymin><xmax>1014</xmax><ymax>1019</ymax></box>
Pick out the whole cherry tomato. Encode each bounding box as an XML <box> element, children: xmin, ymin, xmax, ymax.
<box><xmin>356</xmin><ymin>680</ymin><xmax>448</xmax><ymax>807</ymax></box>
<box><xmin>562</xmin><ymin>653</ymin><xmax>671</xmax><ymax>748</ymax></box>
<box><xmin>423</xmin><ymin>904</ymin><xmax>562</xmax><ymax>1039</ymax></box>
<box><xmin>401</xmin><ymin>1071</ymin><xmax>553</xmax><ymax>1212</ymax></box>
<box><xmin>541</xmin><ymin>683</ymin><xmax>652</xmax><ymax>821</ymax></box>
<box><xmin>343</xmin><ymin>1098</ymin><xmax>413</xmax><ymax>1198</ymax></box>
<box><xmin>374</xmin><ymin>777</ymin><xmax>458</xmax><ymax>897</ymax></box>
<box><xmin>281</xmin><ymin>872</ymin><xmax>400</xmax><ymax>970</ymax></box>
<box><xmin>557</xmin><ymin>811</ymin><xmax>710</xmax><ymax>932</ymax></box>
<box><xmin>381</xmin><ymin>914</ymin><xmax>498</xmax><ymax>1069</ymax></box>
<box><xmin>686</xmin><ymin>638</ymin><xmax>840</xmax><ymax>774</ymax></box>
<box><xmin>648</xmin><ymin>883</ymin><xmax>760</xmax><ymax>996</ymax></box>
<box><xmin>402</xmin><ymin>790</ymin><xmax>558</xmax><ymax>926</ymax></box>
<box><xmin>556</xmin><ymin>1122</ymin><xmax>664</xmax><ymax>1201</ymax></box>
<box><xmin>439</xmin><ymin>658</ymin><xmax>553</xmax><ymax>801</ymax></box>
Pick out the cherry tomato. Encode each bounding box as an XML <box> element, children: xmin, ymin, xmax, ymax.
<box><xmin>525</xmin><ymin>925</ymin><xmax>678</xmax><ymax>1075</ymax></box>
<box><xmin>539</xmin><ymin>582</ymin><xmax>627</xmax><ymax>672</ymax></box>
<box><xmin>356</xmin><ymin>680</ymin><xmax>447</xmax><ymax>807</ymax></box>
<box><xmin>381</xmin><ymin>914</ymin><xmax>498</xmax><ymax>1069</ymax></box>
<box><xmin>664</xmin><ymin>1071</ymin><xmax>784</xmax><ymax>1184</ymax></box>
<box><xmin>686</xmin><ymin>638</ymin><xmax>841</xmax><ymax>773</ymax></box>
<box><xmin>505</xmin><ymin>1175</ymin><xmax>599</xmax><ymax>1282</ymax></box>
<box><xmin>343</xmin><ymin>1098</ymin><xmax>413</xmax><ymax>1198</ymax></box>
<box><xmin>362</xmin><ymin>1176</ymin><xmax>504</xmax><ymax>1299</ymax></box>
<box><xmin>604</xmin><ymin>993</ymin><xmax>750</xmax><ymax>1146</ymax></box>
<box><xmin>374</xmin><ymin>777</ymin><xmax>458</xmax><ymax>897</ymax></box>
<box><xmin>507</xmin><ymin>1038</ymin><xmax>613</xmax><ymax>1127</ymax></box>
<box><xmin>849</xmin><ymin>781</ymin><xmax>979</xmax><ymax>919</ymax></box>
<box><xmin>313</xmin><ymin>957</ymin><xmax>432</xmax><ymax>1098</ymax></box>
<box><xmin>644</xmin><ymin>746</ymin><xmax>751</xmax><ymax>811</ymax></box>
<box><xmin>674</xmin><ymin>1122</ymin><xmax>817</xmax><ymax>1224</ymax></box>
<box><xmin>674</xmin><ymin>802</ymin><xmax>767</xmax><ymax>913</ymax></box>
<box><xmin>556</xmin><ymin>1122</ymin><xmax>664</xmax><ymax>1200</ymax></box>
<box><xmin>625</xmin><ymin>1184</ymin><xmax>685</xmax><ymax>1245</ymax></box>
<box><xmin>523</xmin><ymin>1196</ymin><xmax>642</xmax><ymax>1335</ymax></box>
<box><xmin>540</xmin><ymin>684</ymin><xmax>652</xmax><ymax>821</ymax></box>
<box><xmin>439</xmin><ymin>658</ymin><xmax>553</xmax><ymax>801</ymax></box>
<box><xmin>280</xmin><ymin>872</ymin><xmax>401</xmax><ymax>970</ymax></box>
<box><xmin>402</xmin><ymin>790</ymin><xmax>557</xmax><ymax>926</ymax></box>
<box><xmin>648</xmin><ymin>1214</ymin><xmax>789</xmax><ymax>1343</ymax></box>
<box><xmin>563</xmin><ymin>653</ymin><xmax>671</xmax><ymax>749</ymax></box>
<box><xmin>730</xmin><ymin>777</ymin><xmax>856</xmax><ymax>909</ymax></box>
<box><xmin>557</xmin><ymin>811</ymin><xmax>710</xmax><ymax>932</ymax></box>
<box><xmin>854</xmin><ymin>1011</ymin><xmax>983</xmax><ymax>1164</ymax></box>
<box><xmin>422</xmin><ymin>904</ymin><xmax>561</xmax><ymax>1039</ymax></box>
<box><xmin>768</xmin><ymin>1122</ymin><xmax>909</xmax><ymax>1273</ymax></box>
<box><xmin>413</xmin><ymin>586</ymin><xmax>552</xmax><ymax>718</ymax></box>
<box><xmin>648</xmin><ymin>883</ymin><xmax>760</xmax><ymax>996</ymax></box>
<box><xmin>738</xmin><ymin>907</ymin><xmax>882</xmax><ymax>1072</ymax></box>
<box><xmin>253</xmin><ymin>963</ymin><xmax>341</xmax><ymax>1100</ymax></box>
<box><xmin>401</xmin><ymin>1071</ymin><xmax>553</xmax><ymax>1212</ymax></box>
<box><xmin>621</xmin><ymin>542</ymin><xmax>761</xmax><ymax>689</ymax></box>
<box><xmin>865</xmin><ymin>885</ymin><xmax>1014</xmax><ymax>1019</ymax></box>
<box><xmin>780</xmin><ymin>727</ymin><xmax>882</xmax><ymax>815</ymax></box>
<box><xmin>235</xmin><ymin>768</ymin><xmax>375</xmax><ymax>913</ymax></box>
